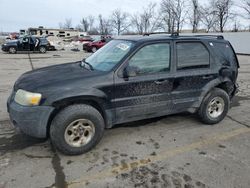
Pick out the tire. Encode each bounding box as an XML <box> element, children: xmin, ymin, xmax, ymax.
<box><xmin>50</xmin><ymin>104</ymin><xmax>105</xmax><ymax>155</ymax></box>
<box><xmin>9</xmin><ymin>47</ymin><xmax>17</xmax><ymax>54</ymax></box>
<box><xmin>92</xmin><ymin>47</ymin><xmax>97</xmax><ymax>53</ymax></box>
<box><xmin>198</xmin><ymin>88</ymin><xmax>230</xmax><ymax>125</ymax></box>
<box><xmin>39</xmin><ymin>46</ymin><xmax>47</xmax><ymax>53</ymax></box>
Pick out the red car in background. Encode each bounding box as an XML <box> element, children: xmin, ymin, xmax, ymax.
<box><xmin>83</xmin><ymin>36</ymin><xmax>113</xmax><ymax>52</ymax></box>
<box><xmin>78</xmin><ymin>36</ymin><xmax>94</xmax><ymax>43</ymax></box>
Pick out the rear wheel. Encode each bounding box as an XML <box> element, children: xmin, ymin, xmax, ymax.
<box><xmin>9</xmin><ymin>47</ymin><xmax>17</xmax><ymax>54</ymax></box>
<box><xmin>39</xmin><ymin>46</ymin><xmax>47</xmax><ymax>53</ymax></box>
<box><xmin>50</xmin><ymin>104</ymin><xmax>105</xmax><ymax>155</ymax></box>
<box><xmin>198</xmin><ymin>88</ymin><xmax>230</xmax><ymax>124</ymax></box>
<box><xmin>92</xmin><ymin>47</ymin><xmax>97</xmax><ymax>53</ymax></box>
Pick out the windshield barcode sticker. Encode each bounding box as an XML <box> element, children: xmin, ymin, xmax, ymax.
<box><xmin>116</xmin><ymin>43</ymin><xmax>130</xmax><ymax>51</ymax></box>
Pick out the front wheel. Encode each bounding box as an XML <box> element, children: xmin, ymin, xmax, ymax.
<box><xmin>198</xmin><ymin>88</ymin><xmax>230</xmax><ymax>125</ymax></box>
<box><xmin>39</xmin><ymin>46</ymin><xmax>47</xmax><ymax>53</ymax></box>
<box><xmin>92</xmin><ymin>47</ymin><xmax>97</xmax><ymax>53</ymax></box>
<box><xmin>9</xmin><ymin>47</ymin><xmax>17</xmax><ymax>54</ymax></box>
<box><xmin>50</xmin><ymin>104</ymin><xmax>105</xmax><ymax>155</ymax></box>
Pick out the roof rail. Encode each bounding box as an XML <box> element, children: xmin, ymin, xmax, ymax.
<box><xmin>186</xmin><ymin>35</ymin><xmax>224</xmax><ymax>39</ymax></box>
<box><xmin>143</xmin><ymin>32</ymin><xmax>171</xmax><ymax>36</ymax></box>
<box><xmin>177</xmin><ymin>34</ymin><xmax>224</xmax><ymax>40</ymax></box>
<box><xmin>142</xmin><ymin>32</ymin><xmax>224</xmax><ymax>40</ymax></box>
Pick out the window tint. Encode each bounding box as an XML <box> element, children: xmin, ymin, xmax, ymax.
<box><xmin>128</xmin><ymin>43</ymin><xmax>170</xmax><ymax>75</ymax></box>
<box><xmin>177</xmin><ymin>42</ymin><xmax>209</xmax><ymax>70</ymax></box>
<box><xmin>211</xmin><ymin>42</ymin><xmax>237</xmax><ymax>67</ymax></box>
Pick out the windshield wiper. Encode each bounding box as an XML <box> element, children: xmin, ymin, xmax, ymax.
<box><xmin>81</xmin><ymin>59</ymin><xmax>94</xmax><ymax>70</ymax></box>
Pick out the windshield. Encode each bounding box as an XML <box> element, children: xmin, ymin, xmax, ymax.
<box><xmin>85</xmin><ymin>40</ymin><xmax>134</xmax><ymax>71</ymax></box>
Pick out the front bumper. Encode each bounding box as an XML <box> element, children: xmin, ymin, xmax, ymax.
<box><xmin>7</xmin><ymin>97</ymin><xmax>54</xmax><ymax>138</ymax></box>
<box><xmin>1</xmin><ymin>45</ymin><xmax>8</xmax><ymax>52</ymax></box>
<box><xmin>83</xmin><ymin>45</ymin><xmax>92</xmax><ymax>51</ymax></box>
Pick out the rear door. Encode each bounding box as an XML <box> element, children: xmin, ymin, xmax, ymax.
<box><xmin>172</xmin><ymin>40</ymin><xmax>217</xmax><ymax>112</ymax></box>
<box><xmin>113</xmin><ymin>42</ymin><xmax>175</xmax><ymax>124</ymax></box>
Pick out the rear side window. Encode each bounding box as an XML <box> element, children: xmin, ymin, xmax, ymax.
<box><xmin>177</xmin><ymin>42</ymin><xmax>210</xmax><ymax>70</ymax></box>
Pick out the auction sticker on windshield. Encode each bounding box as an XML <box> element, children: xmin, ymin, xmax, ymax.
<box><xmin>116</xmin><ymin>43</ymin><xmax>130</xmax><ymax>51</ymax></box>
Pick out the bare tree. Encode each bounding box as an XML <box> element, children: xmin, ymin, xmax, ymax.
<box><xmin>189</xmin><ymin>0</ymin><xmax>202</xmax><ymax>33</ymax></box>
<box><xmin>88</xmin><ymin>16</ymin><xmax>95</xmax><ymax>31</ymax></box>
<box><xmin>80</xmin><ymin>18</ymin><xmax>90</xmax><ymax>32</ymax></box>
<box><xmin>58</xmin><ymin>22</ymin><xmax>64</xmax><ymax>29</ymax></box>
<box><xmin>160</xmin><ymin>0</ymin><xmax>175</xmax><ymax>33</ymax></box>
<box><xmin>241</xmin><ymin>0</ymin><xmax>250</xmax><ymax>19</ymax></box>
<box><xmin>80</xmin><ymin>16</ymin><xmax>95</xmax><ymax>32</ymax></box>
<box><xmin>161</xmin><ymin>0</ymin><xmax>187</xmax><ymax>33</ymax></box>
<box><xmin>212</xmin><ymin>0</ymin><xmax>233</xmax><ymax>32</ymax></box>
<box><xmin>231</xmin><ymin>19</ymin><xmax>241</xmax><ymax>32</ymax></box>
<box><xmin>131</xmin><ymin>3</ymin><xmax>162</xmax><ymax>34</ymax></box>
<box><xmin>75</xmin><ymin>24</ymin><xmax>83</xmax><ymax>32</ymax></box>
<box><xmin>110</xmin><ymin>9</ymin><xmax>130</xmax><ymax>35</ymax></box>
<box><xmin>131</xmin><ymin>14</ymin><xmax>144</xmax><ymax>34</ymax></box>
<box><xmin>200</xmin><ymin>5</ymin><xmax>217</xmax><ymax>32</ymax></box>
<box><xmin>98</xmin><ymin>14</ymin><xmax>112</xmax><ymax>35</ymax></box>
<box><xmin>58</xmin><ymin>18</ymin><xmax>73</xmax><ymax>29</ymax></box>
<box><xmin>64</xmin><ymin>18</ymin><xmax>73</xmax><ymax>29</ymax></box>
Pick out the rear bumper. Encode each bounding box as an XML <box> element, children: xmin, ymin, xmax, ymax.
<box><xmin>47</xmin><ymin>45</ymin><xmax>56</xmax><ymax>51</ymax></box>
<box><xmin>230</xmin><ymin>83</ymin><xmax>239</xmax><ymax>99</ymax></box>
<box><xmin>7</xmin><ymin>99</ymin><xmax>54</xmax><ymax>138</ymax></box>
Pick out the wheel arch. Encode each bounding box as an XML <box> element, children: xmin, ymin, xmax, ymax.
<box><xmin>193</xmin><ymin>78</ymin><xmax>234</xmax><ymax>109</ymax></box>
<box><xmin>46</xmin><ymin>96</ymin><xmax>113</xmax><ymax>137</ymax></box>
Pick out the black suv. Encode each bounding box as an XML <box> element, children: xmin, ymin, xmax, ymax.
<box><xmin>7</xmin><ymin>34</ymin><xmax>239</xmax><ymax>155</ymax></box>
<box><xmin>2</xmin><ymin>36</ymin><xmax>53</xmax><ymax>54</ymax></box>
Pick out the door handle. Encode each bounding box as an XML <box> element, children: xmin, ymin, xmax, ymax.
<box><xmin>154</xmin><ymin>80</ymin><xmax>169</xmax><ymax>85</ymax></box>
<box><xmin>202</xmin><ymin>75</ymin><xmax>213</xmax><ymax>79</ymax></box>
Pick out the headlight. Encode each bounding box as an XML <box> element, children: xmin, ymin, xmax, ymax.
<box><xmin>14</xmin><ymin>89</ymin><xmax>42</xmax><ymax>106</ymax></box>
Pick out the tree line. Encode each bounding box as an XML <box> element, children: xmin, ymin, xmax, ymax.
<box><xmin>59</xmin><ymin>0</ymin><xmax>250</xmax><ymax>35</ymax></box>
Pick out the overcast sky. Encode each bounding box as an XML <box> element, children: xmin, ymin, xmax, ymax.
<box><xmin>0</xmin><ymin>0</ymin><xmax>248</xmax><ymax>32</ymax></box>
<box><xmin>0</xmin><ymin>0</ymin><xmax>159</xmax><ymax>32</ymax></box>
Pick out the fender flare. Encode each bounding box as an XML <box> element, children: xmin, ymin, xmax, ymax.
<box><xmin>193</xmin><ymin>77</ymin><xmax>233</xmax><ymax>108</ymax></box>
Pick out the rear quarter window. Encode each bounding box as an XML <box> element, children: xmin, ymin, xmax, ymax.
<box><xmin>176</xmin><ymin>42</ymin><xmax>210</xmax><ymax>70</ymax></box>
<box><xmin>210</xmin><ymin>42</ymin><xmax>238</xmax><ymax>67</ymax></box>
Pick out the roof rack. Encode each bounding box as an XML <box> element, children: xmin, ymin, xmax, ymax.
<box><xmin>143</xmin><ymin>32</ymin><xmax>224</xmax><ymax>39</ymax></box>
<box><xmin>143</xmin><ymin>32</ymin><xmax>171</xmax><ymax>36</ymax></box>
<box><xmin>182</xmin><ymin>35</ymin><xmax>224</xmax><ymax>39</ymax></box>
<box><xmin>143</xmin><ymin>32</ymin><xmax>224</xmax><ymax>40</ymax></box>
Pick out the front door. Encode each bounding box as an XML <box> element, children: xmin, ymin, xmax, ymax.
<box><xmin>18</xmin><ymin>37</ymin><xmax>30</xmax><ymax>51</ymax></box>
<box><xmin>114</xmin><ymin>42</ymin><xmax>174</xmax><ymax>124</ymax></box>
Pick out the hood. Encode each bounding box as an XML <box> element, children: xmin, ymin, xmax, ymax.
<box><xmin>4</xmin><ymin>40</ymin><xmax>18</xmax><ymax>46</ymax></box>
<box><xmin>14</xmin><ymin>62</ymin><xmax>101</xmax><ymax>91</ymax></box>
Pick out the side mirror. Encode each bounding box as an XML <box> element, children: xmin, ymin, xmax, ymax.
<box><xmin>123</xmin><ymin>66</ymin><xmax>138</xmax><ymax>78</ymax></box>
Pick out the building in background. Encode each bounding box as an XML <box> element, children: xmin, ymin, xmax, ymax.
<box><xmin>19</xmin><ymin>26</ymin><xmax>87</xmax><ymax>38</ymax></box>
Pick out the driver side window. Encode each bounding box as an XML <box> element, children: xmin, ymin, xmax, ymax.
<box><xmin>128</xmin><ymin>43</ymin><xmax>170</xmax><ymax>75</ymax></box>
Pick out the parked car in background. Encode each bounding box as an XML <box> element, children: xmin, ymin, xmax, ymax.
<box><xmin>83</xmin><ymin>36</ymin><xmax>113</xmax><ymax>52</ymax></box>
<box><xmin>78</xmin><ymin>36</ymin><xmax>94</xmax><ymax>44</ymax></box>
<box><xmin>2</xmin><ymin>36</ymin><xmax>54</xmax><ymax>53</ymax></box>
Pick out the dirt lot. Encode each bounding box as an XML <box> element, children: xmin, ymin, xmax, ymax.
<box><xmin>0</xmin><ymin>50</ymin><xmax>249</xmax><ymax>188</ymax></box>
